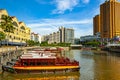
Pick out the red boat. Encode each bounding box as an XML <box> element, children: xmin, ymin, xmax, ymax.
<box><xmin>2</xmin><ymin>50</ymin><xmax>80</xmax><ymax>73</ymax></box>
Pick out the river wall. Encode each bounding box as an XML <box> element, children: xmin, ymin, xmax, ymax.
<box><xmin>0</xmin><ymin>46</ymin><xmax>40</xmax><ymax>73</ymax></box>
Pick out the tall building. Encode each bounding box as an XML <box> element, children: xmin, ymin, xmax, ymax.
<box><xmin>59</xmin><ymin>27</ymin><xmax>65</xmax><ymax>43</ymax></box>
<box><xmin>100</xmin><ymin>0</ymin><xmax>120</xmax><ymax>38</ymax></box>
<box><xmin>0</xmin><ymin>9</ymin><xmax>31</xmax><ymax>46</ymax></box>
<box><xmin>65</xmin><ymin>28</ymin><xmax>74</xmax><ymax>43</ymax></box>
<box><xmin>59</xmin><ymin>27</ymin><xmax>74</xmax><ymax>44</ymax></box>
<box><xmin>42</xmin><ymin>27</ymin><xmax>74</xmax><ymax>44</ymax></box>
<box><xmin>93</xmin><ymin>15</ymin><xmax>101</xmax><ymax>35</ymax></box>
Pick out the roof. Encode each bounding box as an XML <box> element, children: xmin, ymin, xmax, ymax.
<box><xmin>20</xmin><ymin>52</ymin><xmax>56</xmax><ymax>59</ymax></box>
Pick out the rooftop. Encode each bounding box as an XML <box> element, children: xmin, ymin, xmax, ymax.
<box><xmin>20</xmin><ymin>51</ymin><xmax>56</xmax><ymax>59</ymax></box>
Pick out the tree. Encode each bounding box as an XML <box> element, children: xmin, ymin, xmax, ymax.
<box><xmin>26</xmin><ymin>40</ymin><xmax>37</xmax><ymax>46</ymax></box>
<box><xmin>0</xmin><ymin>15</ymin><xmax>15</xmax><ymax>45</ymax></box>
<box><xmin>0</xmin><ymin>31</ymin><xmax>6</xmax><ymax>46</ymax></box>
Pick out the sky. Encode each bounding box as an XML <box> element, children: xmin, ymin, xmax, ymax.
<box><xmin>0</xmin><ymin>0</ymin><xmax>105</xmax><ymax>38</ymax></box>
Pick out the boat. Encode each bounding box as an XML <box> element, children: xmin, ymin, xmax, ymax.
<box><xmin>106</xmin><ymin>43</ymin><xmax>120</xmax><ymax>53</ymax></box>
<box><xmin>2</xmin><ymin>49</ymin><xmax>80</xmax><ymax>73</ymax></box>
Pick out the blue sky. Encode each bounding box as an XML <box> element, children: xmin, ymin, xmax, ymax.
<box><xmin>0</xmin><ymin>0</ymin><xmax>104</xmax><ymax>38</ymax></box>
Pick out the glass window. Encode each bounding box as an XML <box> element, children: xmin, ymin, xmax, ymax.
<box><xmin>21</xmin><ymin>26</ymin><xmax>25</xmax><ymax>30</ymax></box>
<box><xmin>13</xmin><ymin>21</ymin><xmax>18</xmax><ymax>27</ymax></box>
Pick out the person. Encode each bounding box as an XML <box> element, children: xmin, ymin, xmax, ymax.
<box><xmin>16</xmin><ymin>46</ymin><xmax>18</xmax><ymax>50</ymax></box>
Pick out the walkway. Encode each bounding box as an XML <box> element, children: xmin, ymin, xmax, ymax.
<box><xmin>0</xmin><ymin>46</ymin><xmax>39</xmax><ymax>53</ymax></box>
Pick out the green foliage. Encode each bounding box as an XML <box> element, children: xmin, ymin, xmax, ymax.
<box><xmin>26</xmin><ymin>40</ymin><xmax>40</xmax><ymax>46</ymax></box>
<box><xmin>84</xmin><ymin>41</ymin><xmax>101</xmax><ymax>47</ymax></box>
<box><xmin>0</xmin><ymin>31</ymin><xmax>6</xmax><ymax>41</ymax></box>
<box><xmin>40</xmin><ymin>41</ymin><xmax>48</xmax><ymax>46</ymax></box>
<box><xmin>0</xmin><ymin>15</ymin><xmax>15</xmax><ymax>33</ymax></box>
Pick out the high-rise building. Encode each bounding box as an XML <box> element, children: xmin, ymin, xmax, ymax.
<box><xmin>59</xmin><ymin>27</ymin><xmax>74</xmax><ymax>44</ymax></box>
<box><xmin>93</xmin><ymin>15</ymin><xmax>101</xmax><ymax>35</ymax></box>
<box><xmin>100</xmin><ymin>0</ymin><xmax>120</xmax><ymax>38</ymax></box>
<box><xmin>59</xmin><ymin>27</ymin><xmax>65</xmax><ymax>43</ymax></box>
<box><xmin>42</xmin><ymin>27</ymin><xmax>74</xmax><ymax>44</ymax></box>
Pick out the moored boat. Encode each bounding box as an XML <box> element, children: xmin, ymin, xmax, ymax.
<box><xmin>2</xmin><ymin>49</ymin><xmax>80</xmax><ymax>73</ymax></box>
<box><xmin>106</xmin><ymin>43</ymin><xmax>120</xmax><ymax>53</ymax></box>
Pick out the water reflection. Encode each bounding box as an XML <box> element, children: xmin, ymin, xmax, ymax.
<box><xmin>69</xmin><ymin>50</ymin><xmax>120</xmax><ymax>80</ymax></box>
<box><xmin>94</xmin><ymin>54</ymin><xmax>120</xmax><ymax>80</ymax></box>
<box><xmin>72</xmin><ymin>50</ymin><xmax>95</xmax><ymax>80</ymax></box>
<box><xmin>0</xmin><ymin>72</ymin><xmax>80</xmax><ymax>80</ymax></box>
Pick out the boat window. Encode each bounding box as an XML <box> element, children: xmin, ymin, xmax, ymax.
<box><xmin>30</xmin><ymin>62</ymin><xmax>35</xmax><ymax>66</ymax></box>
<box><xmin>37</xmin><ymin>62</ymin><xmax>41</xmax><ymax>65</ymax></box>
<box><xmin>49</xmin><ymin>62</ymin><xmax>54</xmax><ymax>65</ymax></box>
<box><xmin>23</xmin><ymin>62</ymin><xmax>28</xmax><ymax>66</ymax></box>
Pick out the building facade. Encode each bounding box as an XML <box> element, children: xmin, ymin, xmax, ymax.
<box><xmin>48</xmin><ymin>31</ymin><xmax>60</xmax><ymax>44</ymax></box>
<box><xmin>42</xmin><ymin>27</ymin><xmax>74</xmax><ymax>44</ymax></box>
<box><xmin>0</xmin><ymin>9</ymin><xmax>31</xmax><ymax>46</ymax></box>
<box><xmin>93</xmin><ymin>15</ymin><xmax>101</xmax><ymax>35</ymax></box>
<box><xmin>31</xmin><ymin>32</ymin><xmax>41</xmax><ymax>43</ymax></box>
<box><xmin>100</xmin><ymin>0</ymin><xmax>120</xmax><ymax>38</ymax></box>
<box><xmin>80</xmin><ymin>35</ymin><xmax>100</xmax><ymax>42</ymax></box>
<box><xmin>59</xmin><ymin>27</ymin><xmax>74</xmax><ymax>44</ymax></box>
<box><xmin>64</xmin><ymin>28</ymin><xmax>74</xmax><ymax>43</ymax></box>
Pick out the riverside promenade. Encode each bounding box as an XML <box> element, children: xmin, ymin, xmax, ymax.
<box><xmin>0</xmin><ymin>46</ymin><xmax>39</xmax><ymax>53</ymax></box>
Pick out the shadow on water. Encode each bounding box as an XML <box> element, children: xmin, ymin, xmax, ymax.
<box><xmin>93</xmin><ymin>53</ymin><xmax>120</xmax><ymax>80</ymax></box>
<box><xmin>70</xmin><ymin>50</ymin><xmax>120</xmax><ymax>80</ymax></box>
<box><xmin>0</xmin><ymin>72</ymin><xmax>80</xmax><ymax>80</ymax></box>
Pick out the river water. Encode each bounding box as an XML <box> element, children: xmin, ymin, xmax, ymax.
<box><xmin>0</xmin><ymin>50</ymin><xmax>120</xmax><ymax>80</ymax></box>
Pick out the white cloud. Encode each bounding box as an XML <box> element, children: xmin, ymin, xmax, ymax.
<box><xmin>74</xmin><ymin>27</ymin><xmax>93</xmax><ymax>37</ymax></box>
<box><xmin>52</xmin><ymin>0</ymin><xmax>79</xmax><ymax>14</ymax></box>
<box><xmin>26</xmin><ymin>18</ymin><xmax>92</xmax><ymax>37</ymax></box>
<box><xmin>82</xmin><ymin>0</ymin><xmax>90</xmax><ymax>4</ymax></box>
<box><xmin>27</xmin><ymin>19</ymin><xmax>92</xmax><ymax>28</ymax></box>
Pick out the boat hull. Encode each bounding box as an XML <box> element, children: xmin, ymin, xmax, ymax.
<box><xmin>12</xmin><ymin>66</ymin><xmax>80</xmax><ymax>73</ymax></box>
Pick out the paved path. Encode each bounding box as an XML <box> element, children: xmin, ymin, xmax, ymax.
<box><xmin>0</xmin><ymin>46</ymin><xmax>40</xmax><ymax>53</ymax></box>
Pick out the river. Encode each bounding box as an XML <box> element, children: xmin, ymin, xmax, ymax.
<box><xmin>0</xmin><ymin>50</ymin><xmax>120</xmax><ymax>80</ymax></box>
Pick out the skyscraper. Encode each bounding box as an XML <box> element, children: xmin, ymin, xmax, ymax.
<box><xmin>100</xmin><ymin>0</ymin><xmax>120</xmax><ymax>38</ymax></box>
<box><xmin>93</xmin><ymin>15</ymin><xmax>101</xmax><ymax>35</ymax></box>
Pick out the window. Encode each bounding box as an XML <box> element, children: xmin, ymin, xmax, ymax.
<box><xmin>21</xmin><ymin>26</ymin><xmax>25</xmax><ymax>30</ymax></box>
<box><xmin>13</xmin><ymin>21</ymin><xmax>18</xmax><ymax>27</ymax></box>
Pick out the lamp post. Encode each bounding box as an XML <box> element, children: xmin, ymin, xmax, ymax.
<box><xmin>12</xmin><ymin>37</ymin><xmax>13</xmax><ymax>46</ymax></box>
<box><xmin>21</xmin><ymin>40</ymin><xmax>22</xmax><ymax>50</ymax></box>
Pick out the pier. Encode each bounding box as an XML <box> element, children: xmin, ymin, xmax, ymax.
<box><xmin>70</xmin><ymin>44</ymin><xmax>82</xmax><ymax>49</ymax></box>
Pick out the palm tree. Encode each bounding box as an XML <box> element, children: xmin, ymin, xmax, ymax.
<box><xmin>0</xmin><ymin>31</ymin><xmax>6</xmax><ymax>46</ymax></box>
<box><xmin>0</xmin><ymin>15</ymin><xmax>15</xmax><ymax>45</ymax></box>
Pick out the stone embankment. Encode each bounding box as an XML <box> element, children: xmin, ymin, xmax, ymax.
<box><xmin>0</xmin><ymin>46</ymin><xmax>40</xmax><ymax>74</ymax></box>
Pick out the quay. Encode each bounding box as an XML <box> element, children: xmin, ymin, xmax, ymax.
<box><xmin>70</xmin><ymin>45</ymin><xmax>82</xmax><ymax>49</ymax></box>
<box><xmin>0</xmin><ymin>46</ymin><xmax>40</xmax><ymax>74</ymax></box>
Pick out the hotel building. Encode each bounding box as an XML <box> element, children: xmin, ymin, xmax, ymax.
<box><xmin>0</xmin><ymin>9</ymin><xmax>31</xmax><ymax>46</ymax></box>
<box><xmin>93</xmin><ymin>15</ymin><xmax>101</xmax><ymax>35</ymax></box>
<box><xmin>100</xmin><ymin>0</ymin><xmax>120</xmax><ymax>38</ymax></box>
